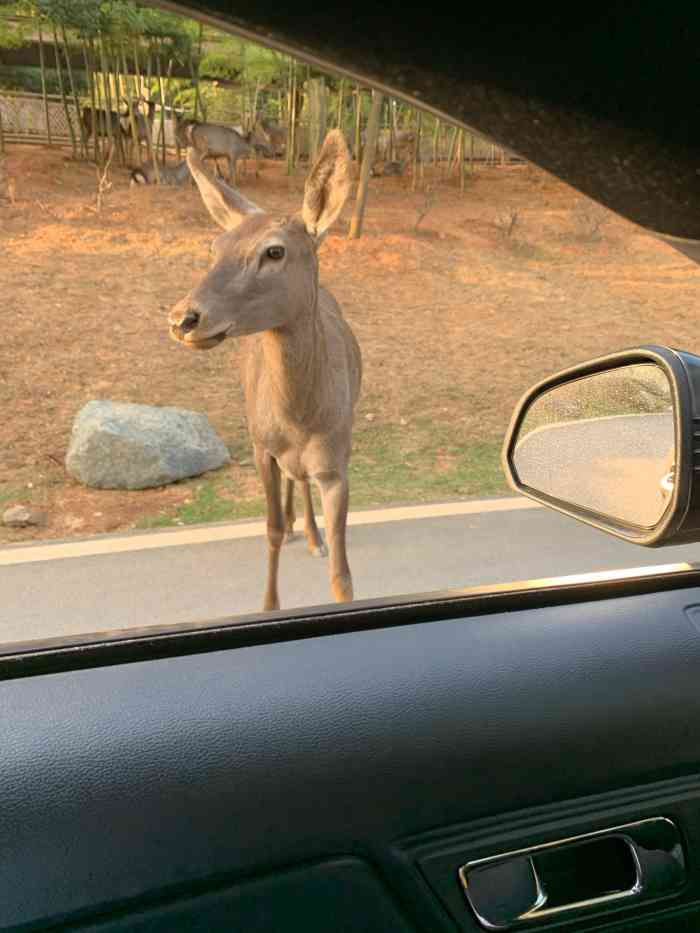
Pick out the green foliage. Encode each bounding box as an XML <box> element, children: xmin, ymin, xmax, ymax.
<box><xmin>0</xmin><ymin>0</ymin><xmax>28</xmax><ymax>48</ymax></box>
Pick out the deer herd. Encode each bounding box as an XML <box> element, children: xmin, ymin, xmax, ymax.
<box><xmin>84</xmin><ymin>96</ymin><xmax>364</xmax><ymax>609</ymax></box>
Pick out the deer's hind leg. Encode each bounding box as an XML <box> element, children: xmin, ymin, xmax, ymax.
<box><xmin>301</xmin><ymin>480</ymin><xmax>327</xmax><ymax>558</ymax></box>
<box><xmin>316</xmin><ymin>472</ymin><xmax>353</xmax><ymax>601</ymax></box>
<box><xmin>255</xmin><ymin>446</ymin><xmax>284</xmax><ymax>611</ymax></box>
<box><xmin>283</xmin><ymin>478</ymin><xmax>296</xmax><ymax>543</ymax></box>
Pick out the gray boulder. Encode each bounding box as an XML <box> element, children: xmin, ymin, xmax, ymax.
<box><xmin>65</xmin><ymin>401</ymin><xmax>230</xmax><ymax>490</ymax></box>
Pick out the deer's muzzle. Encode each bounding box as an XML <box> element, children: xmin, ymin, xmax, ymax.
<box><xmin>169</xmin><ymin>306</ymin><xmax>229</xmax><ymax>351</ymax></box>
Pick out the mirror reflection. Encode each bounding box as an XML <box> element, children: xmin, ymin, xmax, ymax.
<box><xmin>512</xmin><ymin>363</ymin><xmax>674</xmax><ymax>528</ymax></box>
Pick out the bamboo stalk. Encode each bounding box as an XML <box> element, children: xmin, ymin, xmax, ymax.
<box><xmin>141</xmin><ymin>49</ymin><xmax>159</xmax><ymax>182</ymax></box>
<box><xmin>61</xmin><ymin>24</ymin><xmax>86</xmax><ymax>159</ymax></box>
<box><xmin>52</xmin><ymin>24</ymin><xmax>76</xmax><ymax>158</ymax></box>
<box><xmin>37</xmin><ymin>16</ymin><xmax>52</xmax><ymax>146</ymax></box>
<box><xmin>98</xmin><ymin>35</ymin><xmax>118</xmax><ymax>165</ymax></box>
<box><xmin>157</xmin><ymin>52</ymin><xmax>173</xmax><ymax>166</ymax></box>
<box><xmin>83</xmin><ymin>40</ymin><xmax>101</xmax><ymax>166</ymax></box>
<box><xmin>121</xmin><ymin>50</ymin><xmax>141</xmax><ymax>167</ymax></box>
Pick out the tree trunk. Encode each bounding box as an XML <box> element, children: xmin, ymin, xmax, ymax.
<box><xmin>0</xmin><ymin>108</ymin><xmax>5</xmax><ymax>155</ymax></box>
<box><xmin>348</xmin><ymin>89</ymin><xmax>383</xmax><ymax>239</ymax></box>
<box><xmin>353</xmin><ymin>84</ymin><xmax>362</xmax><ymax>163</ymax></box>
<box><xmin>411</xmin><ymin>109</ymin><xmax>422</xmax><ymax>192</ymax></box>
<box><xmin>37</xmin><ymin>17</ymin><xmax>52</xmax><ymax>146</ymax></box>
<box><xmin>444</xmin><ymin>126</ymin><xmax>457</xmax><ymax>176</ymax></box>
<box><xmin>189</xmin><ymin>45</ymin><xmax>202</xmax><ymax>121</ymax></box>
<box><xmin>336</xmin><ymin>78</ymin><xmax>345</xmax><ymax>131</ymax></box>
<box><xmin>432</xmin><ymin>118</ymin><xmax>440</xmax><ymax>171</ymax></box>
<box><xmin>388</xmin><ymin>98</ymin><xmax>395</xmax><ymax>162</ymax></box>
<box><xmin>458</xmin><ymin>128</ymin><xmax>465</xmax><ymax>193</ymax></box>
<box><xmin>160</xmin><ymin>55</ymin><xmax>174</xmax><ymax>165</ymax></box>
<box><xmin>286</xmin><ymin>59</ymin><xmax>297</xmax><ymax>176</ymax></box>
<box><xmin>307</xmin><ymin>77</ymin><xmax>326</xmax><ymax>164</ymax></box>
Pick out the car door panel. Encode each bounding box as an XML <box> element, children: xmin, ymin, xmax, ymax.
<box><xmin>4</xmin><ymin>584</ymin><xmax>700</xmax><ymax>931</ymax></box>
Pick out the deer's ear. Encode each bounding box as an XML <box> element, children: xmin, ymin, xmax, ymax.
<box><xmin>301</xmin><ymin>129</ymin><xmax>352</xmax><ymax>239</ymax></box>
<box><xmin>186</xmin><ymin>148</ymin><xmax>262</xmax><ymax>231</ymax></box>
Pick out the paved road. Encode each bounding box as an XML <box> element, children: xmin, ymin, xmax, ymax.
<box><xmin>2</xmin><ymin>497</ymin><xmax>699</xmax><ymax>646</ymax></box>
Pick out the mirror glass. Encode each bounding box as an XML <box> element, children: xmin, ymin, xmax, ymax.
<box><xmin>512</xmin><ymin>363</ymin><xmax>675</xmax><ymax>528</ymax></box>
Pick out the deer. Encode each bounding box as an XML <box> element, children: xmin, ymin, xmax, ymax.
<box><xmin>81</xmin><ymin>106</ymin><xmax>128</xmax><ymax>163</ymax></box>
<box><xmin>130</xmin><ymin>159</ymin><xmax>191</xmax><ymax>186</ymax></box>
<box><xmin>255</xmin><ymin>118</ymin><xmax>288</xmax><ymax>158</ymax></box>
<box><xmin>168</xmin><ymin>130</ymin><xmax>362</xmax><ymax>611</ymax></box>
<box><xmin>175</xmin><ymin>114</ymin><xmax>271</xmax><ymax>183</ymax></box>
<box><xmin>122</xmin><ymin>97</ymin><xmax>157</xmax><ymax>162</ymax></box>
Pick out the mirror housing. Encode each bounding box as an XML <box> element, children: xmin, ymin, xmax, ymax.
<box><xmin>502</xmin><ymin>345</ymin><xmax>700</xmax><ymax>547</ymax></box>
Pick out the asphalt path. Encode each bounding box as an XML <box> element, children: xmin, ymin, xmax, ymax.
<box><xmin>1</xmin><ymin>496</ymin><xmax>698</xmax><ymax>646</ymax></box>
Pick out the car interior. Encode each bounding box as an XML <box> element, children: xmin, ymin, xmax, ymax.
<box><xmin>4</xmin><ymin>3</ymin><xmax>700</xmax><ymax>932</ymax></box>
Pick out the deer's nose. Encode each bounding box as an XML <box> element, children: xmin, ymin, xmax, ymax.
<box><xmin>178</xmin><ymin>310</ymin><xmax>200</xmax><ymax>334</ymax></box>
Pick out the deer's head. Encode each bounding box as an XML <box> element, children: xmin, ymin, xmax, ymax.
<box><xmin>169</xmin><ymin>130</ymin><xmax>351</xmax><ymax>350</ymax></box>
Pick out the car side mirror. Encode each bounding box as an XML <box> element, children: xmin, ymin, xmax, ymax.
<box><xmin>502</xmin><ymin>345</ymin><xmax>700</xmax><ymax>547</ymax></box>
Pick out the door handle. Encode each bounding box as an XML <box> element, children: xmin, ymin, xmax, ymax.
<box><xmin>459</xmin><ymin>817</ymin><xmax>685</xmax><ymax>930</ymax></box>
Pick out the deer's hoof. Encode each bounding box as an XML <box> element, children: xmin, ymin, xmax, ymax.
<box><xmin>284</xmin><ymin>531</ymin><xmax>298</xmax><ymax>544</ymax></box>
<box><xmin>310</xmin><ymin>543</ymin><xmax>328</xmax><ymax>558</ymax></box>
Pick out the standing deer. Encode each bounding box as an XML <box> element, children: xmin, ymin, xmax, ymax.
<box><xmin>169</xmin><ymin>130</ymin><xmax>361</xmax><ymax>611</ymax></box>
<box><xmin>175</xmin><ymin>114</ymin><xmax>271</xmax><ymax>182</ymax></box>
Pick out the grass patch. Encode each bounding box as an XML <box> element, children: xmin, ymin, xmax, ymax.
<box><xmin>136</xmin><ymin>479</ymin><xmax>266</xmax><ymax>529</ymax></box>
<box><xmin>136</xmin><ymin>419</ymin><xmax>509</xmax><ymax>529</ymax></box>
<box><xmin>349</xmin><ymin>420</ymin><xmax>507</xmax><ymax>506</ymax></box>
<box><xmin>0</xmin><ymin>484</ymin><xmax>31</xmax><ymax>509</ymax></box>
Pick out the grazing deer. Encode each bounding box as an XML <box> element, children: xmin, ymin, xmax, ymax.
<box><xmin>130</xmin><ymin>159</ymin><xmax>191</xmax><ymax>186</ymax></box>
<box><xmin>169</xmin><ymin>130</ymin><xmax>362</xmax><ymax>611</ymax></box>
<box><xmin>175</xmin><ymin>115</ymin><xmax>271</xmax><ymax>182</ymax></box>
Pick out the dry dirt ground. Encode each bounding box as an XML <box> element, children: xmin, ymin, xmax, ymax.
<box><xmin>2</xmin><ymin>145</ymin><xmax>700</xmax><ymax>544</ymax></box>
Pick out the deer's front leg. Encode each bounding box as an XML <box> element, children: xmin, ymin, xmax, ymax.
<box><xmin>255</xmin><ymin>446</ymin><xmax>284</xmax><ymax>611</ymax></box>
<box><xmin>317</xmin><ymin>472</ymin><xmax>353</xmax><ymax>603</ymax></box>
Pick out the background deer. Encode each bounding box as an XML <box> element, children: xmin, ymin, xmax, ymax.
<box><xmin>130</xmin><ymin>159</ymin><xmax>191</xmax><ymax>186</ymax></box>
<box><xmin>175</xmin><ymin>115</ymin><xmax>271</xmax><ymax>183</ymax></box>
<box><xmin>169</xmin><ymin>130</ymin><xmax>362</xmax><ymax>611</ymax></box>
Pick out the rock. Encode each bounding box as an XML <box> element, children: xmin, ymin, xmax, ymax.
<box><xmin>3</xmin><ymin>505</ymin><xmax>46</xmax><ymax>527</ymax></box>
<box><xmin>65</xmin><ymin>401</ymin><xmax>230</xmax><ymax>490</ymax></box>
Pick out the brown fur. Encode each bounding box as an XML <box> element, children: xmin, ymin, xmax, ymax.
<box><xmin>169</xmin><ymin>131</ymin><xmax>361</xmax><ymax>610</ymax></box>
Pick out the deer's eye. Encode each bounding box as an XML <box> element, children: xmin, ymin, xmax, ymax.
<box><xmin>266</xmin><ymin>245</ymin><xmax>285</xmax><ymax>260</ymax></box>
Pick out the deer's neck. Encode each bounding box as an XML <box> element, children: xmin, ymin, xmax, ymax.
<box><xmin>259</xmin><ymin>299</ymin><xmax>327</xmax><ymax>424</ymax></box>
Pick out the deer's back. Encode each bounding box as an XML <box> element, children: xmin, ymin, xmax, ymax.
<box><xmin>191</xmin><ymin>124</ymin><xmax>250</xmax><ymax>159</ymax></box>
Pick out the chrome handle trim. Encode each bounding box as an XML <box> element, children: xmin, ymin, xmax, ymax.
<box><xmin>459</xmin><ymin>817</ymin><xmax>684</xmax><ymax>930</ymax></box>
